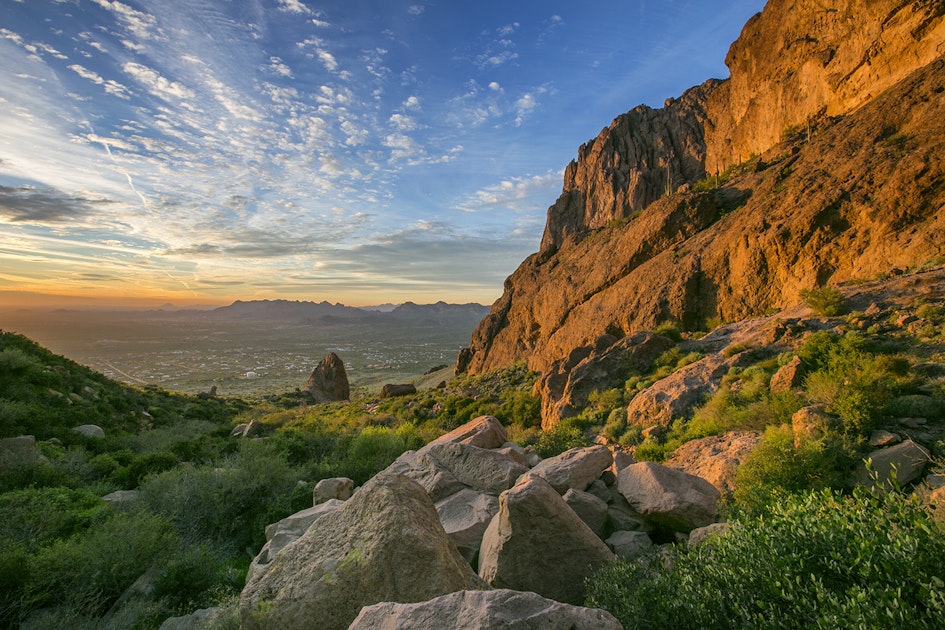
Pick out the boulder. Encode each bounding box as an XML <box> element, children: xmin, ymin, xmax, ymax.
<box><xmin>537</xmin><ymin>332</ymin><xmax>676</xmax><ymax>429</ymax></box>
<box><xmin>563</xmin><ymin>488</ymin><xmax>609</xmax><ymax>538</ymax></box>
<box><xmin>868</xmin><ymin>430</ymin><xmax>901</xmax><ymax>448</ymax></box>
<box><xmin>348</xmin><ymin>589</ymin><xmax>622</xmax><ymax>630</ymax></box>
<box><xmin>0</xmin><ymin>435</ymin><xmax>47</xmax><ymax>468</ymax></box>
<box><xmin>478</xmin><ymin>475</ymin><xmax>614</xmax><ymax>605</ymax></box>
<box><xmin>617</xmin><ymin>461</ymin><xmax>720</xmax><ymax>532</ymax></box>
<box><xmin>528</xmin><ymin>445</ymin><xmax>613</xmax><ymax>494</ymax></box>
<box><xmin>605</xmin><ymin>492</ymin><xmax>649</xmax><ymax>535</ymax></box>
<box><xmin>769</xmin><ymin>355</ymin><xmax>806</xmax><ymax>393</ymax></box>
<box><xmin>380</xmin><ymin>384</ymin><xmax>417</xmax><ymax>398</ymax></box>
<box><xmin>429</xmin><ymin>415</ymin><xmax>508</xmax><ymax>450</ymax></box>
<box><xmin>74</xmin><ymin>424</ymin><xmax>105</xmax><ymax>439</ymax></box>
<box><xmin>663</xmin><ymin>431</ymin><xmax>761</xmax><ymax>494</ymax></box>
<box><xmin>252</xmin><ymin>500</ymin><xmax>344</xmax><ymax>569</ymax></box>
<box><xmin>605</xmin><ymin>530</ymin><xmax>653</xmax><ymax>561</ymax></box>
<box><xmin>420</xmin><ymin>442</ymin><xmax>528</xmax><ymax>496</ymax></box>
<box><xmin>855</xmin><ymin>439</ymin><xmax>931</xmax><ymax>490</ymax></box>
<box><xmin>625</xmin><ymin>353</ymin><xmax>745</xmax><ymax>428</ymax></box>
<box><xmin>313</xmin><ymin>477</ymin><xmax>354</xmax><ymax>504</ymax></box>
<box><xmin>240</xmin><ymin>474</ymin><xmax>484</xmax><ymax>630</ymax></box>
<box><xmin>382</xmin><ymin>450</ymin><xmax>465</xmax><ymax>502</ymax></box>
<box><xmin>306</xmin><ymin>352</ymin><xmax>350</xmax><ymax>403</ymax></box>
<box><xmin>434</xmin><ymin>489</ymin><xmax>500</xmax><ymax>565</ymax></box>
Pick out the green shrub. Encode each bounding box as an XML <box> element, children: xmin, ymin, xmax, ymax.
<box><xmin>733</xmin><ymin>424</ymin><xmax>851</xmax><ymax>514</ymax></box>
<box><xmin>587</xmin><ymin>486</ymin><xmax>945</xmax><ymax>629</ymax></box>
<box><xmin>800</xmin><ymin>285</ymin><xmax>846</xmax><ymax>316</ymax></box>
<box><xmin>531</xmin><ymin>418</ymin><xmax>590</xmax><ymax>457</ymax></box>
<box><xmin>0</xmin><ymin>487</ymin><xmax>108</xmax><ymax>550</ymax></box>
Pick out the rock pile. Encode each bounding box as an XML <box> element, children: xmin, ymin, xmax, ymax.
<box><xmin>239</xmin><ymin>415</ymin><xmax>726</xmax><ymax>628</ymax></box>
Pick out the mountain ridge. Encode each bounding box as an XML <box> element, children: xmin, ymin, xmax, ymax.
<box><xmin>458</xmin><ymin>0</ymin><xmax>945</xmax><ymax>377</ymax></box>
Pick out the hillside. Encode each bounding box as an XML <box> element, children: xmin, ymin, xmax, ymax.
<box><xmin>458</xmin><ymin>0</ymin><xmax>945</xmax><ymax>376</ymax></box>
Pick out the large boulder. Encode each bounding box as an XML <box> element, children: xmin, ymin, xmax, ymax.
<box><xmin>348</xmin><ymin>589</ymin><xmax>622</xmax><ymax>629</ymax></box>
<box><xmin>617</xmin><ymin>461</ymin><xmax>720</xmax><ymax>532</ymax></box>
<box><xmin>478</xmin><ymin>475</ymin><xmax>614</xmax><ymax>605</ymax></box>
<box><xmin>663</xmin><ymin>431</ymin><xmax>761</xmax><ymax>494</ymax></box>
<box><xmin>563</xmin><ymin>488</ymin><xmax>609</xmax><ymax>538</ymax></box>
<box><xmin>306</xmin><ymin>352</ymin><xmax>350</xmax><ymax>403</ymax></box>
<box><xmin>605</xmin><ymin>530</ymin><xmax>654</xmax><ymax>561</ymax></box>
<box><xmin>240</xmin><ymin>474</ymin><xmax>484</xmax><ymax>630</ymax></box>
<box><xmin>419</xmin><ymin>442</ymin><xmax>528</xmax><ymax>496</ymax></box>
<box><xmin>625</xmin><ymin>353</ymin><xmax>745</xmax><ymax>428</ymax></box>
<box><xmin>528</xmin><ymin>445</ymin><xmax>613</xmax><ymax>494</ymax></box>
<box><xmin>434</xmin><ymin>489</ymin><xmax>500</xmax><ymax>565</ymax></box>
<box><xmin>537</xmin><ymin>331</ymin><xmax>675</xmax><ymax>429</ymax></box>
<box><xmin>429</xmin><ymin>415</ymin><xmax>508</xmax><ymax>450</ymax></box>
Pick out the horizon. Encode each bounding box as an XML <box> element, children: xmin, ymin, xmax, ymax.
<box><xmin>1</xmin><ymin>1</ymin><xmax>764</xmax><ymax>308</ymax></box>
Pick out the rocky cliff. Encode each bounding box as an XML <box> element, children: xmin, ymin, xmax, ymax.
<box><xmin>459</xmin><ymin>0</ymin><xmax>945</xmax><ymax>377</ymax></box>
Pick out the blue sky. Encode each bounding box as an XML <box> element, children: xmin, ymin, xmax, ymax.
<box><xmin>0</xmin><ymin>0</ymin><xmax>764</xmax><ymax>307</ymax></box>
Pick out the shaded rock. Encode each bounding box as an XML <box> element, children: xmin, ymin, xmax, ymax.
<box><xmin>429</xmin><ymin>415</ymin><xmax>508</xmax><ymax>450</ymax></box>
<box><xmin>769</xmin><ymin>355</ymin><xmax>805</xmax><ymax>393</ymax></box>
<box><xmin>495</xmin><ymin>443</ymin><xmax>529</xmax><ymax>468</ymax></box>
<box><xmin>587</xmin><ymin>479</ymin><xmax>612</xmax><ymax>503</ymax></box>
<box><xmin>434</xmin><ymin>489</ymin><xmax>499</xmax><ymax>565</ymax></box>
<box><xmin>855</xmin><ymin>439</ymin><xmax>931</xmax><ymax>490</ymax></box>
<box><xmin>605</xmin><ymin>530</ymin><xmax>653</xmax><ymax>561</ymax></box>
<box><xmin>240</xmin><ymin>474</ymin><xmax>484</xmax><ymax>630</ymax></box>
<box><xmin>159</xmin><ymin>607</ymin><xmax>229</xmax><ymax>630</ymax></box>
<box><xmin>313</xmin><ymin>477</ymin><xmax>354</xmax><ymax>504</ymax></box>
<box><xmin>74</xmin><ymin>424</ymin><xmax>105</xmax><ymax>439</ymax></box>
<box><xmin>0</xmin><ymin>435</ymin><xmax>47</xmax><ymax>468</ymax></box>
<box><xmin>869</xmin><ymin>430</ymin><xmax>901</xmax><ymax>448</ymax></box>
<box><xmin>663</xmin><ymin>431</ymin><xmax>761</xmax><ymax>494</ymax></box>
<box><xmin>610</xmin><ymin>446</ymin><xmax>636</xmax><ymax>475</ymax></box>
<box><xmin>688</xmin><ymin>522</ymin><xmax>729</xmax><ymax>546</ymax></box>
<box><xmin>349</xmin><ymin>589</ymin><xmax>622</xmax><ymax>630</ymax></box>
<box><xmin>251</xmin><ymin>500</ymin><xmax>344</xmax><ymax>569</ymax></box>
<box><xmin>537</xmin><ymin>331</ymin><xmax>675</xmax><ymax>429</ymax></box>
<box><xmin>478</xmin><ymin>475</ymin><xmax>614</xmax><ymax>605</ymax></box>
<box><xmin>563</xmin><ymin>488</ymin><xmax>609</xmax><ymax>538</ymax></box>
<box><xmin>420</xmin><ymin>442</ymin><xmax>529</xmax><ymax>496</ymax></box>
<box><xmin>306</xmin><ymin>352</ymin><xmax>350</xmax><ymax>403</ymax></box>
<box><xmin>606</xmin><ymin>493</ymin><xmax>649</xmax><ymax>535</ymax></box>
<box><xmin>380</xmin><ymin>384</ymin><xmax>417</xmax><ymax>398</ymax></box>
<box><xmin>617</xmin><ymin>461</ymin><xmax>720</xmax><ymax>532</ymax></box>
<box><xmin>528</xmin><ymin>445</ymin><xmax>613</xmax><ymax>494</ymax></box>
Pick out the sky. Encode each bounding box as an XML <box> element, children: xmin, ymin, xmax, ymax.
<box><xmin>0</xmin><ymin>0</ymin><xmax>765</xmax><ymax>308</ymax></box>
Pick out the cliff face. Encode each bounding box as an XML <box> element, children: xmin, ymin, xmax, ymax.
<box><xmin>458</xmin><ymin>0</ymin><xmax>945</xmax><ymax>377</ymax></box>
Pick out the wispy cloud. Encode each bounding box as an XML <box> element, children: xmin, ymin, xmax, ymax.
<box><xmin>0</xmin><ymin>186</ymin><xmax>116</xmax><ymax>223</ymax></box>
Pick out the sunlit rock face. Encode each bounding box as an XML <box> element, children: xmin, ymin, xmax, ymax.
<box><xmin>459</xmin><ymin>0</ymin><xmax>945</xmax><ymax>376</ymax></box>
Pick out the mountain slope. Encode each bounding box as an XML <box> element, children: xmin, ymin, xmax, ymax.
<box><xmin>459</xmin><ymin>0</ymin><xmax>945</xmax><ymax>376</ymax></box>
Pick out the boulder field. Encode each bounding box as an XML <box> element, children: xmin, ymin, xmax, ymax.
<box><xmin>237</xmin><ymin>415</ymin><xmax>724</xmax><ymax>629</ymax></box>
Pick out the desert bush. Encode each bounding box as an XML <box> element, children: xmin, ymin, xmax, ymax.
<box><xmin>0</xmin><ymin>486</ymin><xmax>108</xmax><ymax>550</ymax></box>
<box><xmin>587</xmin><ymin>486</ymin><xmax>945</xmax><ymax>629</ymax></box>
<box><xmin>733</xmin><ymin>424</ymin><xmax>851</xmax><ymax>514</ymax></box>
<box><xmin>800</xmin><ymin>285</ymin><xmax>846</xmax><ymax>316</ymax></box>
<box><xmin>530</xmin><ymin>418</ymin><xmax>590</xmax><ymax>457</ymax></box>
<box><xmin>496</xmin><ymin>389</ymin><xmax>542</xmax><ymax>429</ymax></box>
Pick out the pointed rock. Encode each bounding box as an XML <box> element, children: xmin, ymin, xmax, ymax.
<box><xmin>305</xmin><ymin>352</ymin><xmax>349</xmax><ymax>403</ymax></box>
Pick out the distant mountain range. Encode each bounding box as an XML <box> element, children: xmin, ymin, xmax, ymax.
<box><xmin>208</xmin><ymin>299</ymin><xmax>490</xmax><ymax>327</ymax></box>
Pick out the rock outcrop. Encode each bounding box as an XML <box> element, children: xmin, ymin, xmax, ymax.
<box><xmin>239</xmin><ymin>473</ymin><xmax>484</xmax><ymax>630</ymax></box>
<box><xmin>457</xmin><ymin>0</ymin><xmax>945</xmax><ymax>377</ymax></box>
<box><xmin>305</xmin><ymin>352</ymin><xmax>349</xmax><ymax>403</ymax></box>
<box><xmin>348</xmin><ymin>589</ymin><xmax>622</xmax><ymax>630</ymax></box>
